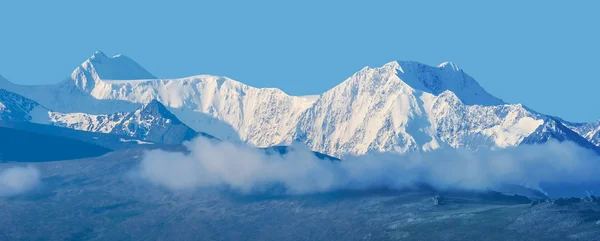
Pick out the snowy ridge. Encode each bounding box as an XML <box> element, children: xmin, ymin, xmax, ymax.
<box><xmin>0</xmin><ymin>88</ymin><xmax>50</xmax><ymax>123</ymax></box>
<box><xmin>0</xmin><ymin>51</ymin><xmax>154</xmax><ymax>114</ymax></box>
<box><xmin>1</xmin><ymin>51</ymin><xmax>598</xmax><ymax>157</ymax></box>
<box><xmin>522</xmin><ymin>118</ymin><xmax>600</xmax><ymax>154</ymax></box>
<box><xmin>83</xmin><ymin>75</ymin><xmax>318</xmax><ymax>144</ymax></box>
<box><xmin>50</xmin><ymin>112</ymin><xmax>126</xmax><ymax>133</ymax></box>
<box><xmin>0</xmin><ymin>88</ymin><xmax>199</xmax><ymax>145</ymax></box>
<box><xmin>51</xmin><ymin>100</ymin><xmax>201</xmax><ymax>144</ymax></box>
<box><xmin>393</xmin><ymin>61</ymin><xmax>504</xmax><ymax>106</ymax></box>
<box><xmin>430</xmin><ymin>92</ymin><xmax>543</xmax><ymax>149</ymax></box>
<box><xmin>110</xmin><ymin>100</ymin><xmax>200</xmax><ymax>144</ymax></box>
<box><xmin>565</xmin><ymin>121</ymin><xmax>600</xmax><ymax>147</ymax></box>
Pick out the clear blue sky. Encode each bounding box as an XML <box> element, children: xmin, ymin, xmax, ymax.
<box><xmin>0</xmin><ymin>0</ymin><xmax>598</xmax><ymax>122</ymax></box>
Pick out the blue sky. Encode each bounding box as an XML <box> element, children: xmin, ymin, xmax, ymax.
<box><xmin>0</xmin><ymin>0</ymin><xmax>598</xmax><ymax>122</ymax></box>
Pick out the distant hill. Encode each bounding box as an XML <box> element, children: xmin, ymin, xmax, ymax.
<box><xmin>0</xmin><ymin>126</ymin><xmax>111</xmax><ymax>162</ymax></box>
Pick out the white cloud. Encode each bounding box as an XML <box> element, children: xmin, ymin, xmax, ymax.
<box><xmin>0</xmin><ymin>165</ymin><xmax>41</xmax><ymax>197</ymax></box>
<box><xmin>138</xmin><ymin>137</ymin><xmax>600</xmax><ymax>195</ymax></box>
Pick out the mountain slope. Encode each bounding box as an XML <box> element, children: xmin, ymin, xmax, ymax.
<box><xmin>0</xmin><ymin>87</ymin><xmax>200</xmax><ymax>146</ymax></box>
<box><xmin>289</xmin><ymin>63</ymin><xmax>540</xmax><ymax>157</ymax></box>
<box><xmin>70</xmin><ymin>51</ymin><xmax>156</xmax><ymax>92</ymax></box>
<box><xmin>69</xmin><ymin>75</ymin><xmax>317</xmax><ymax>144</ymax></box>
<box><xmin>0</xmin><ymin>88</ymin><xmax>50</xmax><ymax>123</ymax></box>
<box><xmin>110</xmin><ymin>100</ymin><xmax>200</xmax><ymax>144</ymax></box>
<box><xmin>51</xmin><ymin>100</ymin><xmax>210</xmax><ymax>144</ymax></box>
<box><xmin>395</xmin><ymin>61</ymin><xmax>504</xmax><ymax>106</ymax></box>
<box><xmin>0</xmin><ymin>126</ymin><xmax>111</xmax><ymax>162</ymax></box>
<box><xmin>429</xmin><ymin>91</ymin><xmax>543</xmax><ymax>149</ymax></box>
<box><xmin>0</xmin><ymin>52</ymin><xmax>146</xmax><ymax>114</ymax></box>
<box><xmin>565</xmin><ymin>120</ymin><xmax>600</xmax><ymax>147</ymax></box>
<box><xmin>522</xmin><ymin>118</ymin><xmax>600</xmax><ymax>154</ymax></box>
<box><xmin>0</xmin><ymin>120</ymin><xmax>154</xmax><ymax>150</ymax></box>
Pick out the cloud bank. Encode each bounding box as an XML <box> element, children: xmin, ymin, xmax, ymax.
<box><xmin>0</xmin><ymin>166</ymin><xmax>41</xmax><ymax>197</ymax></box>
<box><xmin>138</xmin><ymin>137</ymin><xmax>600</xmax><ymax>195</ymax></box>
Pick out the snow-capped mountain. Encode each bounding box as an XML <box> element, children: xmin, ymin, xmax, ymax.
<box><xmin>0</xmin><ymin>52</ymin><xmax>147</xmax><ymax>115</ymax></box>
<box><xmin>566</xmin><ymin>121</ymin><xmax>600</xmax><ymax>147</ymax></box>
<box><xmin>1</xmin><ymin>51</ymin><xmax>598</xmax><ymax>157</ymax></box>
<box><xmin>0</xmin><ymin>88</ymin><xmax>50</xmax><ymax>123</ymax></box>
<box><xmin>51</xmin><ymin>99</ymin><xmax>206</xmax><ymax>145</ymax></box>
<box><xmin>70</xmin><ymin>50</ymin><xmax>156</xmax><ymax>92</ymax></box>
<box><xmin>0</xmin><ymin>87</ymin><xmax>202</xmax><ymax>145</ymax></box>
<box><xmin>288</xmin><ymin>62</ymin><xmax>542</xmax><ymax>156</ymax></box>
<box><xmin>521</xmin><ymin>118</ymin><xmax>600</xmax><ymax>154</ymax></box>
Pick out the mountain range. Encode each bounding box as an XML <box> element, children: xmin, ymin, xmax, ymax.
<box><xmin>1</xmin><ymin>51</ymin><xmax>599</xmax><ymax>158</ymax></box>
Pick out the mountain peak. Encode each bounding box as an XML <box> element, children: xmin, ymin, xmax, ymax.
<box><xmin>145</xmin><ymin>99</ymin><xmax>163</xmax><ymax>106</ymax></box>
<box><xmin>382</xmin><ymin>61</ymin><xmax>401</xmax><ymax>69</ymax></box>
<box><xmin>90</xmin><ymin>50</ymin><xmax>109</xmax><ymax>60</ymax></box>
<box><xmin>77</xmin><ymin>51</ymin><xmax>157</xmax><ymax>81</ymax></box>
<box><xmin>380</xmin><ymin>60</ymin><xmax>462</xmax><ymax>74</ymax></box>
<box><xmin>522</xmin><ymin>118</ymin><xmax>600</xmax><ymax>155</ymax></box>
<box><xmin>142</xmin><ymin>99</ymin><xmax>167</xmax><ymax>110</ymax></box>
<box><xmin>139</xmin><ymin>99</ymin><xmax>181</xmax><ymax>124</ymax></box>
<box><xmin>438</xmin><ymin>61</ymin><xmax>461</xmax><ymax>71</ymax></box>
<box><xmin>396</xmin><ymin>61</ymin><xmax>502</xmax><ymax>106</ymax></box>
<box><xmin>107</xmin><ymin>99</ymin><xmax>213</xmax><ymax>144</ymax></box>
<box><xmin>67</xmin><ymin>51</ymin><xmax>157</xmax><ymax>92</ymax></box>
<box><xmin>343</xmin><ymin>61</ymin><xmax>503</xmax><ymax>106</ymax></box>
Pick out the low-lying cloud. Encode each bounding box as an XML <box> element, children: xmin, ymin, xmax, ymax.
<box><xmin>0</xmin><ymin>165</ymin><xmax>41</xmax><ymax>197</ymax></box>
<box><xmin>138</xmin><ymin>137</ymin><xmax>600</xmax><ymax>195</ymax></box>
